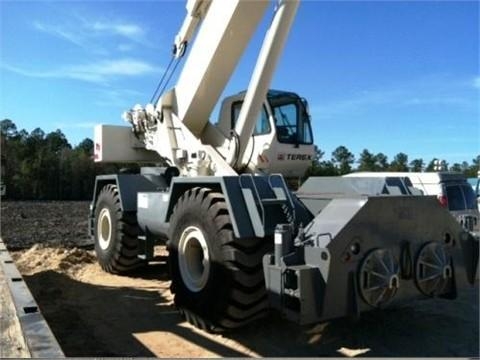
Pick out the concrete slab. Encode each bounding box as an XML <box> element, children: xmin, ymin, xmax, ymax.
<box><xmin>0</xmin><ymin>239</ymin><xmax>64</xmax><ymax>358</ymax></box>
<box><xmin>0</xmin><ymin>255</ymin><xmax>30</xmax><ymax>358</ymax></box>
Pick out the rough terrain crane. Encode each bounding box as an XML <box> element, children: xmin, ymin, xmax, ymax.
<box><xmin>89</xmin><ymin>0</ymin><xmax>479</xmax><ymax>331</ymax></box>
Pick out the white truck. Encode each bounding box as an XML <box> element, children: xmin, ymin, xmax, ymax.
<box><xmin>89</xmin><ymin>0</ymin><xmax>478</xmax><ymax>331</ymax></box>
<box><xmin>345</xmin><ymin>172</ymin><xmax>480</xmax><ymax>238</ymax></box>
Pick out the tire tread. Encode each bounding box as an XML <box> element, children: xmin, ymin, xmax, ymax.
<box><xmin>169</xmin><ymin>188</ymin><xmax>270</xmax><ymax>331</ymax></box>
<box><xmin>94</xmin><ymin>184</ymin><xmax>144</xmax><ymax>274</ymax></box>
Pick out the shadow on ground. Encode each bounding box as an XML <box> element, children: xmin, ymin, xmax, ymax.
<box><xmin>25</xmin><ymin>262</ymin><xmax>479</xmax><ymax>357</ymax></box>
<box><xmin>24</xmin><ymin>263</ymin><xmax>248</xmax><ymax>357</ymax></box>
<box><xmin>231</xmin><ymin>285</ymin><xmax>479</xmax><ymax>357</ymax></box>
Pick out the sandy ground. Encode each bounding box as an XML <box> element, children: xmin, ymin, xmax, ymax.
<box><xmin>1</xmin><ymin>201</ymin><xmax>479</xmax><ymax>357</ymax></box>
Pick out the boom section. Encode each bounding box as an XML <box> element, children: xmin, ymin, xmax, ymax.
<box><xmin>172</xmin><ymin>0</ymin><xmax>269</xmax><ymax>136</ymax></box>
<box><xmin>233</xmin><ymin>0</ymin><xmax>300</xmax><ymax>168</ymax></box>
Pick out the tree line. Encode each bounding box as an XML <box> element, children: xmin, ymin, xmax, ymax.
<box><xmin>1</xmin><ymin>119</ymin><xmax>479</xmax><ymax>200</ymax></box>
<box><xmin>1</xmin><ymin>119</ymin><xmax>126</xmax><ymax>200</ymax></box>
<box><xmin>305</xmin><ymin>145</ymin><xmax>479</xmax><ymax>178</ymax></box>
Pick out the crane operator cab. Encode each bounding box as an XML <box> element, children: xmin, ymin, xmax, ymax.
<box><xmin>216</xmin><ymin>90</ymin><xmax>315</xmax><ymax>182</ymax></box>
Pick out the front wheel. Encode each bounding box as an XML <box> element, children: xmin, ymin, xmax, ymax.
<box><xmin>94</xmin><ymin>184</ymin><xmax>143</xmax><ymax>273</ymax></box>
<box><xmin>168</xmin><ymin>187</ymin><xmax>271</xmax><ymax>331</ymax></box>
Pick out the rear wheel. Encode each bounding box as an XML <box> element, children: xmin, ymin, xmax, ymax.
<box><xmin>167</xmin><ymin>187</ymin><xmax>270</xmax><ymax>331</ymax></box>
<box><xmin>94</xmin><ymin>184</ymin><xmax>143</xmax><ymax>273</ymax></box>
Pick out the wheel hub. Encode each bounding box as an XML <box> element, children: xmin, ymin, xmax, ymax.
<box><xmin>415</xmin><ymin>242</ymin><xmax>452</xmax><ymax>296</ymax></box>
<box><xmin>97</xmin><ymin>208</ymin><xmax>112</xmax><ymax>250</ymax></box>
<box><xmin>178</xmin><ymin>226</ymin><xmax>210</xmax><ymax>292</ymax></box>
<box><xmin>358</xmin><ymin>248</ymin><xmax>400</xmax><ymax>307</ymax></box>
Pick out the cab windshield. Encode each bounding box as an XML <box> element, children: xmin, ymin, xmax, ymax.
<box><xmin>268</xmin><ymin>92</ymin><xmax>313</xmax><ymax>145</ymax></box>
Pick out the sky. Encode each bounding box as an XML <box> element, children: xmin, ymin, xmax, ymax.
<box><xmin>0</xmin><ymin>0</ymin><xmax>479</xmax><ymax>166</ymax></box>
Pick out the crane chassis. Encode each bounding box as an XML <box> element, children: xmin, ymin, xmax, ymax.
<box><xmin>89</xmin><ymin>0</ymin><xmax>479</xmax><ymax>331</ymax></box>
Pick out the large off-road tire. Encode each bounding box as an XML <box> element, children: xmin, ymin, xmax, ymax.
<box><xmin>167</xmin><ymin>187</ymin><xmax>271</xmax><ymax>331</ymax></box>
<box><xmin>94</xmin><ymin>184</ymin><xmax>143</xmax><ymax>273</ymax></box>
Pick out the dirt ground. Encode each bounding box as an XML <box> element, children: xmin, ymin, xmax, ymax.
<box><xmin>0</xmin><ymin>201</ymin><xmax>92</xmax><ymax>249</ymax></box>
<box><xmin>1</xmin><ymin>200</ymin><xmax>479</xmax><ymax>357</ymax></box>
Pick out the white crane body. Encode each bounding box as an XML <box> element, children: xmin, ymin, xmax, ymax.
<box><xmin>89</xmin><ymin>0</ymin><xmax>479</xmax><ymax>333</ymax></box>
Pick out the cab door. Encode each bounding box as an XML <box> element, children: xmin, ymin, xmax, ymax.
<box><xmin>264</xmin><ymin>98</ymin><xmax>315</xmax><ymax>178</ymax></box>
<box><xmin>230</xmin><ymin>101</ymin><xmax>275</xmax><ymax>173</ymax></box>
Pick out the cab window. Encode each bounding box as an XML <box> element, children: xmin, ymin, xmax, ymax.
<box><xmin>231</xmin><ymin>102</ymin><xmax>270</xmax><ymax>135</ymax></box>
<box><xmin>385</xmin><ymin>177</ymin><xmax>409</xmax><ymax>194</ymax></box>
<box><xmin>446</xmin><ymin>185</ymin><xmax>464</xmax><ymax>211</ymax></box>
<box><xmin>271</xmin><ymin>101</ymin><xmax>313</xmax><ymax>145</ymax></box>
<box><xmin>462</xmin><ymin>185</ymin><xmax>477</xmax><ymax>209</ymax></box>
<box><xmin>446</xmin><ymin>184</ymin><xmax>477</xmax><ymax>210</ymax></box>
